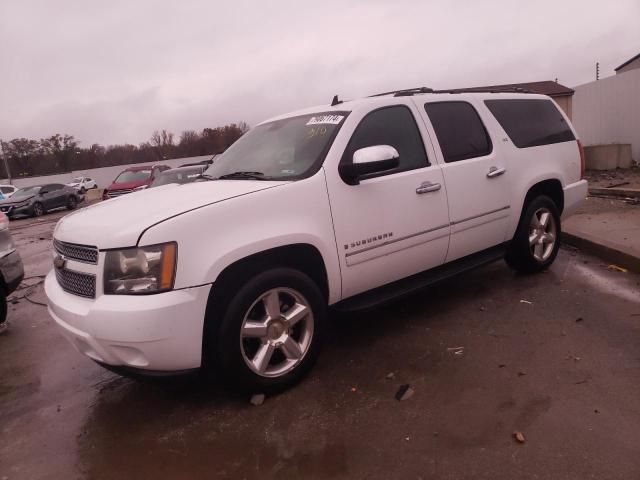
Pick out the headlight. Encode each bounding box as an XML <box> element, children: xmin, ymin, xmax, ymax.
<box><xmin>104</xmin><ymin>242</ymin><xmax>177</xmax><ymax>295</ymax></box>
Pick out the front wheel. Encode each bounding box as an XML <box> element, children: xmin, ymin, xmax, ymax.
<box><xmin>32</xmin><ymin>202</ymin><xmax>44</xmax><ymax>217</ymax></box>
<box><xmin>506</xmin><ymin>195</ymin><xmax>561</xmax><ymax>273</ymax></box>
<box><xmin>66</xmin><ymin>196</ymin><xmax>77</xmax><ymax>210</ymax></box>
<box><xmin>209</xmin><ymin>267</ymin><xmax>326</xmax><ymax>393</ymax></box>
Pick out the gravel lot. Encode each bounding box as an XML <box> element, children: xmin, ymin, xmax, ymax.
<box><xmin>1</xmin><ymin>208</ymin><xmax>640</xmax><ymax>479</ymax></box>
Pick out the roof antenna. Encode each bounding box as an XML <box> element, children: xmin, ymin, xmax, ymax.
<box><xmin>331</xmin><ymin>95</ymin><xmax>342</xmax><ymax>106</ymax></box>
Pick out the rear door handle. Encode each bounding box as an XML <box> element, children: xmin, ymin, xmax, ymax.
<box><xmin>487</xmin><ymin>166</ymin><xmax>506</xmax><ymax>178</ymax></box>
<box><xmin>416</xmin><ymin>181</ymin><xmax>441</xmax><ymax>194</ymax></box>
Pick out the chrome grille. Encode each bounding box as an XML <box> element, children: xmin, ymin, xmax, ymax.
<box><xmin>55</xmin><ymin>268</ymin><xmax>96</xmax><ymax>298</ymax></box>
<box><xmin>106</xmin><ymin>189</ymin><xmax>133</xmax><ymax>198</ymax></box>
<box><xmin>54</xmin><ymin>239</ymin><xmax>98</xmax><ymax>264</ymax></box>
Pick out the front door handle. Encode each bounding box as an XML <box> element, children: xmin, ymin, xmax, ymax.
<box><xmin>416</xmin><ymin>181</ymin><xmax>441</xmax><ymax>194</ymax></box>
<box><xmin>487</xmin><ymin>166</ymin><xmax>506</xmax><ymax>178</ymax></box>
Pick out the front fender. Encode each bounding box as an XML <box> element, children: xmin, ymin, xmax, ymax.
<box><xmin>138</xmin><ymin>172</ymin><xmax>342</xmax><ymax>304</ymax></box>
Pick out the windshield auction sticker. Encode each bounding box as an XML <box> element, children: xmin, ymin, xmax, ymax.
<box><xmin>306</xmin><ymin>115</ymin><xmax>344</xmax><ymax>126</ymax></box>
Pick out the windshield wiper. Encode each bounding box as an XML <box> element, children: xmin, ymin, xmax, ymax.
<box><xmin>198</xmin><ymin>173</ymin><xmax>218</xmax><ymax>181</ymax></box>
<box><xmin>216</xmin><ymin>171</ymin><xmax>267</xmax><ymax>180</ymax></box>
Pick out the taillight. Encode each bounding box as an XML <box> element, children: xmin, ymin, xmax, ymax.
<box><xmin>577</xmin><ymin>140</ymin><xmax>586</xmax><ymax>180</ymax></box>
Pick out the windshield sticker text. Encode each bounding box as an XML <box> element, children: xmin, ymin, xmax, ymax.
<box><xmin>306</xmin><ymin>115</ymin><xmax>344</xmax><ymax>126</ymax></box>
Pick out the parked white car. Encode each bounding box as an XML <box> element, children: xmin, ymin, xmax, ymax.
<box><xmin>0</xmin><ymin>185</ymin><xmax>18</xmax><ymax>199</ymax></box>
<box><xmin>67</xmin><ymin>176</ymin><xmax>97</xmax><ymax>193</ymax></box>
<box><xmin>45</xmin><ymin>89</ymin><xmax>588</xmax><ymax>392</ymax></box>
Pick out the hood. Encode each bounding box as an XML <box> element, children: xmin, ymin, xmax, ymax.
<box><xmin>0</xmin><ymin>195</ymin><xmax>34</xmax><ymax>206</ymax></box>
<box><xmin>54</xmin><ymin>180</ymin><xmax>284</xmax><ymax>248</ymax></box>
<box><xmin>106</xmin><ymin>179</ymin><xmax>150</xmax><ymax>190</ymax></box>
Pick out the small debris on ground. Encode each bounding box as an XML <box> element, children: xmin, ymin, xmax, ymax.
<box><xmin>594</xmin><ymin>409</ymin><xmax>600</xmax><ymax>414</ymax></box>
<box><xmin>350</xmin><ymin>387</ymin><xmax>357</xmax><ymax>393</ymax></box>
<box><xmin>249</xmin><ymin>394</ymin><xmax>265</xmax><ymax>406</ymax></box>
<box><xmin>605</xmin><ymin>181</ymin><xmax>630</xmax><ymax>188</ymax></box>
<box><xmin>395</xmin><ymin>384</ymin><xmax>415</xmax><ymax>401</ymax></box>
<box><xmin>513</xmin><ymin>431</ymin><xmax>526</xmax><ymax>443</ymax></box>
<box><xmin>576</xmin><ymin>317</ymin><xmax>584</xmax><ymax>323</ymax></box>
<box><xmin>575</xmin><ymin>379</ymin><xmax>588</xmax><ymax>385</ymax></box>
<box><xmin>519</xmin><ymin>299</ymin><xmax>533</xmax><ymax>305</ymax></box>
<box><xmin>517</xmin><ymin>371</ymin><xmax>527</xmax><ymax>377</ymax></box>
<box><xmin>479</xmin><ymin>306</ymin><xmax>488</xmax><ymax>312</ymax></box>
<box><xmin>447</xmin><ymin>346</ymin><xmax>464</xmax><ymax>356</ymax></box>
<box><xmin>608</xmin><ymin>264</ymin><xmax>628</xmax><ymax>273</ymax></box>
<box><xmin>386</xmin><ymin>372</ymin><xmax>395</xmax><ymax>380</ymax></box>
<box><xmin>498</xmin><ymin>364</ymin><xmax>506</xmax><ymax>368</ymax></box>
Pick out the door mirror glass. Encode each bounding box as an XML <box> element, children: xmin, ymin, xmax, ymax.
<box><xmin>339</xmin><ymin>145</ymin><xmax>400</xmax><ymax>185</ymax></box>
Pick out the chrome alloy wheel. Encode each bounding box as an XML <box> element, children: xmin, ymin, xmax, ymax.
<box><xmin>529</xmin><ymin>207</ymin><xmax>557</xmax><ymax>262</ymax></box>
<box><xmin>240</xmin><ymin>287</ymin><xmax>314</xmax><ymax>378</ymax></box>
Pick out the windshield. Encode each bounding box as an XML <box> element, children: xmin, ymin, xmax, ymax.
<box><xmin>114</xmin><ymin>170</ymin><xmax>151</xmax><ymax>183</ymax></box>
<box><xmin>71</xmin><ymin>177</ymin><xmax>83</xmax><ymax>183</ymax></box>
<box><xmin>203</xmin><ymin>112</ymin><xmax>348</xmax><ymax>180</ymax></box>
<box><xmin>12</xmin><ymin>186</ymin><xmax>41</xmax><ymax>198</ymax></box>
<box><xmin>150</xmin><ymin>167</ymin><xmax>204</xmax><ymax>187</ymax></box>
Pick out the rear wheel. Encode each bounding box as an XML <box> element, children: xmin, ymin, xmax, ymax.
<box><xmin>0</xmin><ymin>290</ymin><xmax>7</xmax><ymax>332</ymax></box>
<box><xmin>66</xmin><ymin>196</ymin><xmax>77</xmax><ymax>210</ymax></box>
<box><xmin>506</xmin><ymin>195</ymin><xmax>561</xmax><ymax>273</ymax></box>
<box><xmin>32</xmin><ymin>202</ymin><xmax>44</xmax><ymax>217</ymax></box>
<box><xmin>79</xmin><ymin>187</ymin><xmax>86</xmax><ymax>194</ymax></box>
<box><xmin>207</xmin><ymin>267</ymin><xmax>326</xmax><ymax>393</ymax></box>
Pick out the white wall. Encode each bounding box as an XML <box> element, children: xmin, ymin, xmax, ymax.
<box><xmin>1</xmin><ymin>155</ymin><xmax>214</xmax><ymax>189</ymax></box>
<box><xmin>572</xmin><ymin>68</ymin><xmax>640</xmax><ymax>163</ymax></box>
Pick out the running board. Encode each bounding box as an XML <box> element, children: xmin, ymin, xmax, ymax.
<box><xmin>334</xmin><ymin>244</ymin><xmax>507</xmax><ymax>312</ymax></box>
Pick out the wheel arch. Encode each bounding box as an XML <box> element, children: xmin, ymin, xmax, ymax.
<box><xmin>201</xmin><ymin>243</ymin><xmax>330</xmax><ymax>367</ymax></box>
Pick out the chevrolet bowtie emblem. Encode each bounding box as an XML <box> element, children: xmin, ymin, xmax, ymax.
<box><xmin>53</xmin><ymin>255</ymin><xmax>66</xmax><ymax>270</ymax></box>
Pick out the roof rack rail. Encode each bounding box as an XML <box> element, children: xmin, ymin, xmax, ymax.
<box><xmin>369</xmin><ymin>86</ymin><xmax>533</xmax><ymax>97</ymax></box>
<box><xmin>432</xmin><ymin>87</ymin><xmax>532</xmax><ymax>94</ymax></box>
<box><xmin>369</xmin><ymin>86</ymin><xmax>434</xmax><ymax>97</ymax></box>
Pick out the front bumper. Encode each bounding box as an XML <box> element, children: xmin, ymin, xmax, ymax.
<box><xmin>1</xmin><ymin>204</ymin><xmax>31</xmax><ymax>217</ymax></box>
<box><xmin>562</xmin><ymin>179</ymin><xmax>589</xmax><ymax>219</ymax></box>
<box><xmin>44</xmin><ymin>271</ymin><xmax>211</xmax><ymax>371</ymax></box>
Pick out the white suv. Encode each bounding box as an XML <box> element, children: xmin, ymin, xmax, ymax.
<box><xmin>45</xmin><ymin>89</ymin><xmax>587</xmax><ymax>392</ymax></box>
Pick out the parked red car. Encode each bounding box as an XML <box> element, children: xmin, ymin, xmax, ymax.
<box><xmin>102</xmin><ymin>164</ymin><xmax>170</xmax><ymax>200</ymax></box>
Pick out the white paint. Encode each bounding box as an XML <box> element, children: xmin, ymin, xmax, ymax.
<box><xmin>573</xmin><ymin>69</ymin><xmax>640</xmax><ymax>163</ymax></box>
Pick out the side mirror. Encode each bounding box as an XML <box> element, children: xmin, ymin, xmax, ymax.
<box><xmin>339</xmin><ymin>145</ymin><xmax>400</xmax><ymax>185</ymax></box>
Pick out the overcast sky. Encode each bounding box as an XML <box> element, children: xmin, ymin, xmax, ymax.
<box><xmin>1</xmin><ymin>0</ymin><xmax>638</xmax><ymax>147</ymax></box>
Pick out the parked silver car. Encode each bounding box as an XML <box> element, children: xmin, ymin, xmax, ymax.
<box><xmin>0</xmin><ymin>212</ymin><xmax>24</xmax><ymax>331</ymax></box>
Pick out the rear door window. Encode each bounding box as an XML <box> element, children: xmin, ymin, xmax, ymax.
<box><xmin>484</xmin><ymin>99</ymin><xmax>575</xmax><ymax>148</ymax></box>
<box><xmin>341</xmin><ymin>105</ymin><xmax>429</xmax><ymax>179</ymax></box>
<box><xmin>424</xmin><ymin>102</ymin><xmax>492</xmax><ymax>163</ymax></box>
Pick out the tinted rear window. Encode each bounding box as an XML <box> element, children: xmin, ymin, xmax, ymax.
<box><xmin>484</xmin><ymin>99</ymin><xmax>575</xmax><ymax>148</ymax></box>
<box><xmin>424</xmin><ymin>102</ymin><xmax>492</xmax><ymax>163</ymax></box>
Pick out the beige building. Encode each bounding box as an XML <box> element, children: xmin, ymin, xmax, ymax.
<box><xmin>615</xmin><ymin>52</ymin><xmax>640</xmax><ymax>75</ymax></box>
<box><xmin>451</xmin><ymin>80</ymin><xmax>575</xmax><ymax>119</ymax></box>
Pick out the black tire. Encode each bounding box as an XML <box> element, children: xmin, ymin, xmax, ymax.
<box><xmin>506</xmin><ymin>195</ymin><xmax>561</xmax><ymax>273</ymax></box>
<box><xmin>0</xmin><ymin>290</ymin><xmax>7</xmax><ymax>327</ymax></box>
<box><xmin>32</xmin><ymin>202</ymin><xmax>44</xmax><ymax>217</ymax></box>
<box><xmin>206</xmin><ymin>267</ymin><xmax>326</xmax><ymax>393</ymax></box>
<box><xmin>66</xmin><ymin>196</ymin><xmax>77</xmax><ymax>210</ymax></box>
<box><xmin>79</xmin><ymin>187</ymin><xmax>86</xmax><ymax>194</ymax></box>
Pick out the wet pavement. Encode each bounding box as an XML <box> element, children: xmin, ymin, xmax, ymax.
<box><xmin>1</xmin><ymin>211</ymin><xmax>640</xmax><ymax>479</ymax></box>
